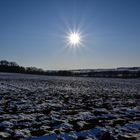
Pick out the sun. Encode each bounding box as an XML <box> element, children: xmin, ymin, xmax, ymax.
<box><xmin>64</xmin><ymin>28</ymin><xmax>84</xmax><ymax>48</ymax></box>
<box><xmin>68</xmin><ymin>32</ymin><xmax>81</xmax><ymax>46</ymax></box>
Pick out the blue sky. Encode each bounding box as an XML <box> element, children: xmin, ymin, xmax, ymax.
<box><xmin>0</xmin><ymin>0</ymin><xmax>140</xmax><ymax>70</ymax></box>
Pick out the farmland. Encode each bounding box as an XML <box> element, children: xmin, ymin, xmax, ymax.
<box><xmin>0</xmin><ymin>73</ymin><xmax>140</xmax><ymax>140</ymax></box>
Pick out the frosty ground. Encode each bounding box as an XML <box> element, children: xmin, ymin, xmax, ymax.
<box><xmin>0</xmin><ymin>73</ymin><xmax>140</xmax><ymax>140</ymax></box>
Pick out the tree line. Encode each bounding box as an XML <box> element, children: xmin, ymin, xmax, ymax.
<box><xmin>0</xmin><ymin>60</ymin><xmax>140</xmax><ymax>78</ymax></box>
<box><xmin>0</xmin><ymin>60</ymin><xmax>72</xmax><ymax>76</ymax></box>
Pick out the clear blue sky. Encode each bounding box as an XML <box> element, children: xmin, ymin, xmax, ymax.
<box><xmin>0</xmin><ymin>0</ymin><xmax>140</xmax><ymax>70</ymax></box>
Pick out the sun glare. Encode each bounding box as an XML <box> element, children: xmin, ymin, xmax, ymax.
<box><xmin>69</xmin><ymin>32</ymin><xmax>80</xmax><ymax>45</ymax></box>
<box><xmin>65</xmin><ymin>28</ymin><xmax>84</xmax><ymax>48</ymax></box>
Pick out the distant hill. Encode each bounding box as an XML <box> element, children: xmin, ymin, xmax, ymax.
<box><xmin>0</xmin><ymin>60</ymin><xmax>140</xmax><ymax>78</ymax></box>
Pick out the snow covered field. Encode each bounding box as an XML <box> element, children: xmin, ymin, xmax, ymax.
<box><xmin>0</xmin><ymin>73</ymin><xmax>140</xmax><ymax>140</ymax></box>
